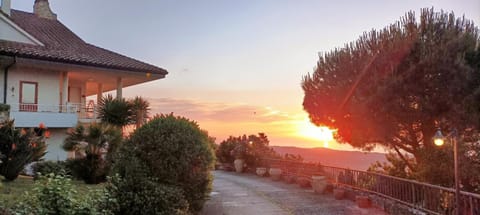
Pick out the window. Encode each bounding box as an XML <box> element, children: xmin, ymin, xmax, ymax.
<box><xmin>20</xmin><ymin>81</ymin><xmax>38</xmax><ymax>112</ymax></box>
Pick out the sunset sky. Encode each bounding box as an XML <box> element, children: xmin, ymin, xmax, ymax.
<box><xmin>13</xmin><ymin>0</ymin><xmax>480</xmax><ymax>150</ymax></box>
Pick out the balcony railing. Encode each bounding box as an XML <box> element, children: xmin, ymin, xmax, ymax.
<box><xmin>8</xmin><ymin>103</ymin><xmax>78</xmax><ymax>127</ymax></box>
<box><xmin>8</xmin><ymin>102</ymin><xmax>100</xmax><ymax>126</ymax></box>
<box><xmin>10</xmin><ymin>103</ymin><xmax>78</xmax><ymax>113</ymax></box>
<box><xmin>262</xmin><ymin>158</ymin><xmax>480</xmax><ymax>215</ymax></box>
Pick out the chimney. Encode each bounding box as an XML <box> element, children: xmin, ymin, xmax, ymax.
<box><xmin>1</xmin><ymin>0</ymin><xmax>11</xmax><ymax>16</ymax></box>
<box><xmin>34</xmin><ymin>0</ymin><xmax>57</xmax><ymax>20</ymax></box>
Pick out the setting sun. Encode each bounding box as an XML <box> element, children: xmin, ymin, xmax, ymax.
<box><xmin>298</xmin><ymin>120</ymin><xmax>335</xmax><ymax>148</ymax></box>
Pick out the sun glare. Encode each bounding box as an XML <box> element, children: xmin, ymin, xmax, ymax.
<box><xmin>298</xmin><ymin>120</ymin><xmax>335</xmax><ymax>148</ymax></box>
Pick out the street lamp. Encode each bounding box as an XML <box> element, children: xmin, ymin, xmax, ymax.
<box><xmin>433</xmin><ymin>128</ymin><xmax>460</xmax><ymax>215</ymax></box>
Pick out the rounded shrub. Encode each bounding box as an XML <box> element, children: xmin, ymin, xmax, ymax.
<box><xmin>130</xmin><ymin>114</ymin><xmax>214</xmax><ymax>211</ymax></box>
<box><xmin>129</xmin><ymin>114</ymin><xmax>215</xmax><ymax>212</ymax></box>
<box><xmin>108</xmin><ymin>142</ymin><xmax>189</xmax><ymax>214</ymax></box>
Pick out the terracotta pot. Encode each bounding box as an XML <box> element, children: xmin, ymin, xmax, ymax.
<box><xmin>356</xmin><ymin>195</ymin><xmax>371</xmax><ymax>208</ymax></box>
<box><xmin>311</xmin><ymin>175</ymin><xmax>327</xmax><ymax>194</ymax></box>
<box><xmin>333</xmin><ymin>188</ymin><xmax>345</xmax><ymax>200</ymax></box>
<box><xmin>269</xmin><ymin>168</ymin><xmax>282</xmax><ymax>181</ymax></box>
<box><xmin>256</xmin><ymin>167</ymin><xmax>267</xmax><ymax>176</ymax></box>
<box><xmin>234</xmin><ymin>159</ymin><xmax>244</xmax><ymax>173</ymax></box>
<box><xmin>284</xmin><ymin>175</ymin><xmax>296</xmax><ymax>184</ymax></box>
<box><xmin>297</xmin><ymin>177</ymin><xmax>311</xmax><ymax>188</ymax></box>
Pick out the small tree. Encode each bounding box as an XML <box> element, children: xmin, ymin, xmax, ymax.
<box><xmin>216</xmin><ymin>137</ymin><xmax>237</xmax><ymax>164</ymax></box>
<box><xmin>0</xmin><ymin>120</ymin><xmax>47</xmax><ymax>181</ymax></box>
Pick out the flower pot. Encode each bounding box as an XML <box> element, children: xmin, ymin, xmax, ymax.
<box><xmin>297</xmin><ymin>177</ymin><xmax>311</xmax><ymax>188</ymax></box>
<box><xmin>269</xmin><ymin>168</ymin><xmax>282</xmax><ymax>181</ymax></box>
<box><xmin>311</xmin><ymin>175</ymin><xmax>327</xmax><ymax>194</ymax></box>
<box><xmin>256</xmin><ymin>167</ymin><xmax>267</xmax><ymax>176</ymax></box>
<box><xmin>333</xmin><ymin>188</ymin><xmax>345</xmax><ymax>200</ymax></box>
<box><xmin>234</xmin><ymin>159</ymin><xmax>245</xmax><ymax>173</ymax></box>
<box><xmin>284</xmin><ymin>175</ymin><xmax>296</xmax><ymax>184</ymax></box>
<box><xmin>356</xmin><ymin>195</ymin><xmax>371</xmax><ymax>208</ymax></box>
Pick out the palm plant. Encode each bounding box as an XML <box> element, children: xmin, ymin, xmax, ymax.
<box><xmin>130</xmin><ymin>96</ymin><xmax>150</xmax><ymax>129</ymax></box>
<box><xmin>97</xmin><ymin>95</ymin><xmax>132</xmax><ymax>128</ymax></box>
<box><xmin>63</xmin><ymin>123</ymin><xmax>122</xmax><ymax>183</ymax></box>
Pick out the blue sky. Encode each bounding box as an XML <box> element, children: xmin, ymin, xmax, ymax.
<box><xmin>11</xmin><ymin>0</ymin><xmax>480</xmax><ymax>149</ymax></box>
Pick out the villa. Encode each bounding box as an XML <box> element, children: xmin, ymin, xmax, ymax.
<box><xmin>0</xmin><ymin>0</ymin><xmax>167</xmax><ymax>160</ymax></box>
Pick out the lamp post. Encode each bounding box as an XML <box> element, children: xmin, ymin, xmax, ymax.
<box><xmin>433</xmin><ymin>129</ymin><xmax>460</xmax><ymax>215</ymax></box>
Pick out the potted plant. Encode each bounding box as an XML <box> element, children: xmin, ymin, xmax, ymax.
<box><xmin>254</xmin><ymin>156</ymin><xmax>268</xmax><ymax>176</ymax></box>
<box><xmin>232</xmin><ymin>142</ymin><xmax>247</xmax><ymax>173</ymax></box>
<box><xmin>269</xmin><ymin>166</ymin><xmax>282</xmax><ymax>181</ymax></box>
<box><xmin>311</xmin><ymin>175</ymin><xmax>328</xmax><ymax>194</ymax></box>
<box><xmin>311</xmin><ymin>166</ymin><xmax>328</xmax><ymax>194</ymax></box>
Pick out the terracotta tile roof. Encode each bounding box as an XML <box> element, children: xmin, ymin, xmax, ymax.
<box><xmin>0</xmin><ymin>10</ymin><xmax>167</xmax><ymax>75</ymax></box>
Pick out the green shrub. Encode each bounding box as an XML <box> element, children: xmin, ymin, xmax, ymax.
<box><xmin>32</xmin><ymin>161</ymin><xmax>70</xmax><ymax>179</ymax></box>
<box><xmin>112</xmin><ymin>114</ymin><xmax>214</xmax><ymax>214</ymax></box>
<box><xmin>119</xmin><ymin>114</ymin><xmax>215</xmax><ymax>212</ymax></box>
<box><xmin>12</xmin><ymin>173</ymin><xmax>100</xmax><ymax>215</ymax></box>
<box><xmin>107</xmin><ymin>145</ymin><xmax>189</xmax><ymax>215</ymax></box>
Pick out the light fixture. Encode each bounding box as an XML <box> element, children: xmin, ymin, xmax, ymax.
<box><xmin>433</xmin><ymin>129</ymin><xmax>445</xmax><ymax>146</ymax></box>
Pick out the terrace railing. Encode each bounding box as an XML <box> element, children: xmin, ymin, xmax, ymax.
<box><xmin>262</xmin><ymin>158</ymin><xmax>480</xmax><ymax>215</ymax></box>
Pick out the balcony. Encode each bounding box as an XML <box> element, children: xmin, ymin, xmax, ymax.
<box><xmin>9</xmin><ymin>103</ymin><xmax>79</xmax><ymax>128</ymax></box>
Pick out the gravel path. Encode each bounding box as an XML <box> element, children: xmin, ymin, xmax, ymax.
<box><xmin>200</xmin><ymin>171</ymin><xmax>387</xmax><ymax>215</ymax></box>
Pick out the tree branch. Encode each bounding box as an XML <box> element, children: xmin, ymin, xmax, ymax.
<box><xmin>392</xmin><ymin>145</ymin><xmax>416</xmax><ymax>172</ymax></box>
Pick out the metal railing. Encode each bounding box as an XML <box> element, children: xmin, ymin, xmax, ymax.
<box><xmin>262</xmin><ymin>158</ymin><xmax>480</xmax><ymax>215</ymax></box>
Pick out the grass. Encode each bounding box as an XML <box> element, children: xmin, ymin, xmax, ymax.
<box><xmin>0</xmin><ymin>175</ymin><xmax>104</xmax><ymax>209</ymax></box>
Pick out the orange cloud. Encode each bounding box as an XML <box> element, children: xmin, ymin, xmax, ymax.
<box><xmin>147</xmin><ymin>97</ymin><xmax>360</xmax><ymax>150</ymax></box>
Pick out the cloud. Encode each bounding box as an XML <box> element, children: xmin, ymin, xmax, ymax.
<box><xmin>148</xmin><ymin>98</ymin><xmax>295</xmax><ymax>123</ymax></box>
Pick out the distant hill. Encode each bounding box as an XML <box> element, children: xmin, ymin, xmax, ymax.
<box><xmin>271</xmin><ymin>146</ymin><xmax>387</xmax><ymax>171</ymax></box>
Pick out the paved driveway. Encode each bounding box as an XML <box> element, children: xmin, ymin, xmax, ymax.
<box><xmin>200</xmin><ymin>171</ymin><xmax>387</xmax><ymax>215</ymax></box>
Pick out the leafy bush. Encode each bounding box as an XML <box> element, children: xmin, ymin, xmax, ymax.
<box><xmin>0</xmin><ymin>120</ymin><xmax>47</xmax><ymax>181</ymax></box>
<box><xmin>32</xmin><ymin>161</ymin><xmax>70</xmax><ymax>179</ymax></box>
<box><xmin>123</xmin><ymin>114</ymin><xmax>215</xmax><ymax>212</ymax></box>
<box><xmin>12</xmin><ymin>173</ymin><xmax>100</xmax><ymax>215</ymax></box>
<box><xmin>216</xmin><ymin>133</ymin><xmax>278</xmax><ymax>168</ymax></box>
<box><xmin>107</xmin><ymin>146</ymin><xmax>189</xmax><ymax>215</ymax></box>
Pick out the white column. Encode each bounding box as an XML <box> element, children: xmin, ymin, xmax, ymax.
<box><xmin>96</xmin><ymin>83</ymin><xmax>103</xmax><ymax>103</ymax></box>
<box><xmin>116</xmin><ymin>77</ymin><xmax>123</xmax><ymax>100</ymax></box>
<box><xmin>62</xmin><ymin>72</ymin><xmax>68</xmax><ymax>105</ymax></box>
<box><xmin>80</xmin><ymin>82</ymin><xmax>87</xmax><ymax>115</ymax></box>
